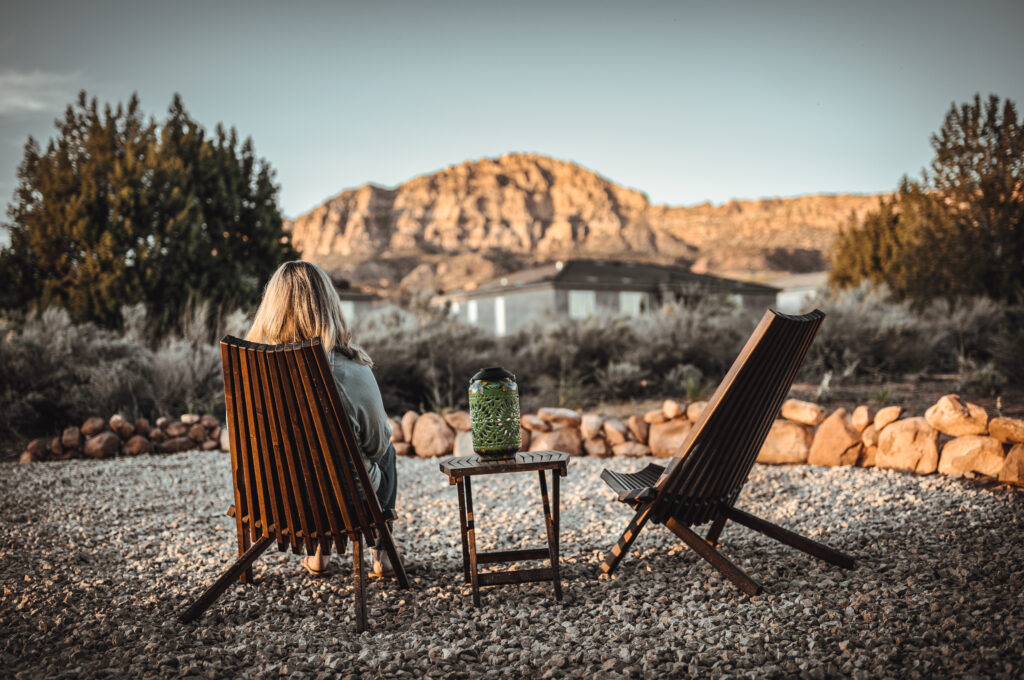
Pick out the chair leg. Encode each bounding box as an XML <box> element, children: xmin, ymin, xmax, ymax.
<box><xmin>180</xmin><ymin>535</ymin><xmax>273</xmax><ymax>623</ymax></box>
<box><xmin>352</xmin><ymin>535</ymin><xmax>367</xmax><ymax>633</ymax></box>
<box><xmin>664</xmin><ymin>517</ymin><xmax>762</xmax><ymax>596</ymax></box>
<box><xmin>377</xmin><ymin>520</ymin><xmax>410</xmax><ymax>589</ymax></box>
<box><xmin>724</xmin><ymin>506</ymin><xmax>856</xmax><ymax>569</ymax></box>
<box><xmin>600</xmin><ymin>504</ymin><xmax>653</xmax><ymax>575</ymax></box>
<box><xmin>705</xmin><ymin>515</ymin><xmax>727</xmax><ymax>547</ymax></box>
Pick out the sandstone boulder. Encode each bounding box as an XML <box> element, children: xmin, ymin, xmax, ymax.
<box><xmin>401</xmin><ymin>411</ymin><xmax>419</xmax><ymax>442</ymax></box>
<box><xmin>580</xmin><ymin>413</ymin><xmax>605</xmax><ymax>440</ymax></box>
<box><xmin>393</xmin><ymin>442</ymin><xmax>412</xmax><ymax>457</ymax></box>
<box><xmin>165</xmin><ymin>421</ymin><xmax>188</xmax><ymax>438</ymax></box>
<box><xmin>937</xmin><ymin>435</ymin><xmax>1005</xmax><ymax>478</ymax></box>
<box><xmin>583</xmin><ymin>437</ymin><xmax>611</xmax><ymax>458</ymax></box>
<box><xmin>110</xmin><ymin>414</ymin><xmax>136</xmax><ymax>440</ymax></box>
<box><xmin>158</xmin><ymin>436</ymin><xmax>195</xmax><ymax>453</ymax></box>
<box><xmin>209</xmin><ymin>426</ymin><xmax>221</xmax><ymax>442</ymax></box>
<box><xmin>388</xmin><ymin>417</ymin><xmax>405</xmax><ymax>443</ymax></box>
<box><xmin>859</xmin><ymin>446</ymin><xmax>878</xmax><ymax>467</ymax></box>
<box><xmin>124</xmin><ymin>435</ymin><xmax>152</xmax><ymax>456</ymax></box>
<box><xmin>876</xmin><ymin>417</ymin><xmax>939</xmax><ymax>474</ymax></box>
<box><xmin>520</xmin><ymin>414</ymin><xmax>551</xmax><ymax>432</ymax></box>
<box><xmin>19</xmin><ymin>450</ymin><xmax>37</xmax><ymax>463</ymax></box>
<box><xmin>81</xmin><ymin>417</ymin><xmax>106</xmax><ymax>436</ymax></box>
<box><xmin>180</xmin><ymin>413</ymin><xmax>201</xmax><ymax>425</ymax></box>
<box><xmin>62</xmin><ymin>426</ymin><xmax>83</xmax><ymax>449</ymax></box>
<box><xmin>643</xmin><ymin>409</ymin><xmax>668</xmax><ymax>424</ymax></box>
<box><xmin>200</xmin><ymin>414</ymin><xmax>218</xmax><ymax>429</ymax></box>
<box><xmin>453</xmin><ymin>430</ymin><xmax>475</xmax><ymax>457</ymax></box>
<box><xmin>200</xmin><ymin>440</ymin><xmax>220</xmax><ymax>451</ymax></box>
<box><xmin>808</xmin><ymin>409</ymin><xmax>861</xmax><ymax>466</ymax></box>
<box><xmin>998</xmin><ymin>444</ymin><xmax>1024</xmax><ymax>487</ymax></box>
<box><xmin>135</xmin><ymin>417</ymin><xmax>151</xmax><ymax>435</ymax></box>
<box><xmin>989</xmin><ymin>417</ymin><xmax>1024</xmax><ymax>444</ymax></box>
<box><xmin>781</xmin><ymin>399</ymin><xmax>827</xmax><ymax>426</ymax></box>
<box><xmin>188</xmin><ymin>424</ymin><xmax>206</xmax><ymax>442</ymax></box>
<box><xmin>861</xmin><ymin>424</ymin><xmax>879</xmax><ymax>448</ymax></box>
<box><xmin>519</xmin><ymin>427</ymin><xmax>531</xmax><ymax>452</ymax></box>
<box><xmin>537</xmin><ymin>407</ymin><xmax>582</xmax><ymax>427</ymax></box>
<box><xmin>84</xmin><ymin>431</ymin><xmax>121</xmax><ymax>459</ymax></box>
<box><xmin>686</xmin><ymin>401</ymin><xmax>708</xmax><ymax>422</ymax></box>
<box><xmin>757</xmin><ymin>419</ymin><xmax>812</xmax><ymax>464</ymax></box>
<box><xmin>27</xmin><ymin>439</ymin><xmax>47</xmax><ymax>458</ymax></box>
<box><xmin>156</xmin><ymin>416</ymin><xmax>170</xmax><ymax>429</ymax></box>
<box><xmin>603</xmin><ymin>419</ymin><xmax>629</xmax><ymax>445</ymax></box>
<box><xmin>851</xmin><ymin>405</ymin><xmax>872</xmax><ymax>432</ymax></box>
<box><xmin>49</xmin><ymin>437</ymin><xmax>62</xmax><ymax>456</ymax></box>
<box><xmin>411</xmin><ymin>413</ymin><xmax>456</xmax><ymax>458</ymax></box>
<box><xmin>648</xmin><ymin>419</ymin><xmax>692</xmax><ymax>458</ymax></box>
<box><xmin>662</xmin><ymin>399</ymin><xmax>685</xmax><ymax>420</ymax></box>
<box><xmin>613</xmin><ymin>442</ymin><xmax>651</xmax><ymax>458</ymax></box>
<box><xmin>529</xmin><ymin>427</ymin><xmax>583</xmax><ymax>456</ymax></box>
<box><xmin>149</xmin><ymin>428</ymin><xmax>167</xmax><ymax>442</ymax></box>
<box><xmin>626</xmin><ymin>415</ymin><xmax>649</xmax><ymax>444</ymax></box>
<box><xmin>220</xmin><ymin>428</ymin><xmax>230</xmax><ymax>451</ymax></box>
<box><xmin>443</xmin><ymin>410</ymin><xmax>472</xmax><ymax>432</ymax></box>
<box><xmin>924</xmin><ymin>394</ymin><xmax>988</xmax><ymax>436</ymax></box>
<box><xmin>874</xmin><ymin>405</ymin><xmax>902</xmax><ymax>431</ymax></box>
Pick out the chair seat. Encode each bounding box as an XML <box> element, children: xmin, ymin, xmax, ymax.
<box><xmin>601</xmin><ymin>462</ymin><xmax>665</xmax><ymax>502</ymax></box>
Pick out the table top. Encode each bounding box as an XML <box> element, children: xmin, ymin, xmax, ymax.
<box><xmin>439</xmin><ymin>450</ymin><xmax>569</xmax><ymax>479</ymax></box>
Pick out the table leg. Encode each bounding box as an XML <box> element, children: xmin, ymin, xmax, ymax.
<box><xmin>456</xmin><ymin>479</ymin><xmax>471</xmax><ymax>584</ymax></box>
<box><xmin>538</xmin><ymin>470</ymin><xmax>563</xmax><ymax>601</ymax></box>
<box><xmin>464</xmin><ymin>476</ymin><xmax>481</xmax><ymax>607</ymax></box>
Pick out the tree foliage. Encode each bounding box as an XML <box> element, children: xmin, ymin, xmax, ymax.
<box><xmin>831</xmin><ymin>94</ymin><xmax>1024</xmax><ymax>302</ymax></box>
<box><xmin>0</xmin><ymin>91</ymin><xmax>297</xmax><ymax>334</ymax></box>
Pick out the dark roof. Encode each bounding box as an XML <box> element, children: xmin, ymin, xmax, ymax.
<box><xmin>459</xmin><ymin>259</ymin><xmax>779</xmax><ymax>297</ymax></box>
<box><xmin>333</xmin><ymin>286</ymin><xmax>380</xmax><ymax>302</ymax></box>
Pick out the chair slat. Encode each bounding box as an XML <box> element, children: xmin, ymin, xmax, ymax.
<box><xmin>242</xmin><ymin>343</ymin><xmax>288</xmax><ymax>548</ymax></box>
<box><xmin>221</xmin><ymin>342</ymin><xmax>250</xmax><ymax>558</ymax></box>
<box><xmin>228</xmin><ymin>344</ymin><xmax>261</xmax><ymax>543</ymax></box>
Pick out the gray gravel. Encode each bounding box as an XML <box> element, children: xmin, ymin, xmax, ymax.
<box><xmin>2</xmin><ymin>452</ymin><xmax>1022</xmax><ymax>679</ymax></box>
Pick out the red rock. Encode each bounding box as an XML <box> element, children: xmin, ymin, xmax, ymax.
<box><xmin>998</xmin><ymin>444</ymin><xmax>1024</xmax><ymax>487</ymax></box>
<box><xmin>158</xmin><ymin>436</ymin><xmax>195</xmax><ymax>453</ymax></box>
<box><xmin>924</xmin><ymin>394</ymin><xmax>988</xmax><ymax>436</ymax></box>
<box><xmin>612</xmin><ymin>442</ymin><xmax>651</xmax><ymax>458</ymax></box>
<box><xmin>81</xmin><ymin>417</ymin><xmax>106</xmax><ymax>436</ymax></box>
<box><xmin>626</xmin><ymin>415</ymin><xmax>649</xmax><ymax>444</ymax></box>
<box><xmin>443</xmin><ymin>411</ymin><xmax>472</xmax><ymax>432</ymax></box>
<box><xmin>84</xmin><ymin>431</ymin><xmax>121</xmax><ymax>459</ymax></box>
<box><xmin>393</xmin><ymin>442</ymin><xmax>412</xmax><ymax>456</ymax></box>
<box><xmin>519</xmin><ymin>427</ymin><xmax>531</xmax><ymax>452</ymax></box>
<box><xmin>401</xmin><ymin>411</ymin><xmax>419</xmax><ymax>442</ymax></box>
<box><xmin>537</xmin><ymin>407</ymin><xmax>582</xmax><ymax>427</ymax></box>
<box><xmin>520</xmin><ymin>414</ymin><xmax>552</xmax><ymax>432</ymax></box>
<box><xmin>220</xmin><ymin>428</ymin><xmax>230</xmax><ymax>452</ymax></box>
<box><xmin>453</xmin><ymin>430</ymin><xmax>475</xmax><ymax>457</ymax></box>
<box><xmin>602</xmin><ymin>419</ymin><xmax>629</xmax><ymax>445</ymax></box>
<box><xmin>580</xmin><ymin>413</ymin><xmax>605</xmax><ymax>440</ymax></box>
<box><xmin>200</xmin><ymin>439</ymin><xmax>220</xmax><ymax>451</ymax></box>
<box><xmin>109</xmin><ymin>414</ymin><xmax>135</xmax><ymax>439</ymax></box>
<box><xmin>662</xmin><ymin>399</ymin><xmax>685</xmax><ymax>420</ymax></box>
<box><xmin>135</xmin><ymin>417</ymin><xmax>151</xmax><ymax>436</ymax></box>
<box><xmin>188</xmin><ymin>423</ymin><xmax>206</xmax><ymax>442</ymax></box>
<box><xmin>686</xmin><ymin>401</ymin><xmax>708</xmax><ymax>422</ymax></box>
<box><xmin>989</xmin><ymin>417</ymin><xmax>1024</xmax><ymax>444</ymax></box>
<box><xmin>876</xmin><ymin>417</ymin><xmax>939</xmax><ymax>474</ymax></box>
<box><xmin>648</xmin><ymin>419</ymin><xmax>693</xmax><ymax>458</ymax></box>
<box><xmin>49</xmin><ymin>437</ymin><xmax>62</xmax><ymax>456</ymax></box>
<box><xmin>938</xmin><ymin>435</ymin><xmax>1005</xmax><ymax>478</ymax></box>
<box><xmin>858</xmin><ymin>446</ymin><xmax>878</xmax><ymax>467</ymax></box>
<box><xmin>165</xmin><ymin>422</ymin><xmax>188</xmax><ymax>438</ymax></box>
<box><xmin>861</xmin><ymin>425</ymin><xmax>879</xmax><ymax>448</ymax></box>
<box><xmin>781</xmin><ymin>399</ymin><xmax>827</xmax><ymax>426</ymax></box>
<box><xmin>19</xmin><ymin>450</ymin><xmax>37</xmax><ymax>463</ymax></box>
<box><xmin>180</xmin><ymin>413</ymin><xmax>201</xmax><ymax>425</ymax></box>
<box><xmin>411</xmin><ymin>412</ymin><xmax>456</xmax><ymax>458</ymax></box>
<box><xmin>851</xmin><ymin>405</ymin><xmax>872</xmax><ymax>432</ymax></box>
<box><xmin>757</xmin><ymin>419</ymin><xmax>812</xmax><ymax>464</ymax></box>
<box><xmin>61</xmin><ymin>426</ymin><xmax>83</xmax><ymax>449</ymax></box>
<box><xmin>124</xmin><ymin>435</ymin><xmax>152</xmax><ymax>456</ymax></box>
<box><xmin>155</xmin><ymin>416</ymin><xmax>170</xmax><ymax>429</ymax></box>
<box><xmin>808</xmin><ymin>409</ymin><xmax>861</xmax><ymax>466</ymax></box>
<box><xmin>643</xmin><ymin>409</ymin><xmax>668</xmax><ymax>424</ymax></box>
<box><xmin>388</xmin><ymin>417</ymin><xmax>405</xmax><ymax>443</ymax></box>
<box><xmin>27</xmin><ymin>438</ymin><xmax>47</xmax><ymax>458</ymax></box>
<box><xmin>874</xmin><ymin>405</ymin><xmax>902</xmax><ymax>431</ymax></box>
<box><xmin>149</xmin><ymin>428</ymin><xmax>167</xmax><ymax>442</ymax></box>
<box><xmin>209</xmin><ymin>426</ymin><xmax>221</xmax><ymax>442</ymax></box>
<box><xmin>583</xmin><ymin>437</ymin><xmax>610</xmax><ymax>458</ymax></box>
<box><xmin>528</xmin><ymin>427</ymin><xmax>583</xmax><ymax>456</ymax></box>
<box><xmin>200</xmin><ymin>414</ymin><xmax>218</xmax><ymax>429</ymax></box>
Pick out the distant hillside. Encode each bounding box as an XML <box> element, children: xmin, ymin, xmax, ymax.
<box><xmin>285</xmin><ymin>153</ymin><xmax>885</xmax><ymax>294</ymax></box>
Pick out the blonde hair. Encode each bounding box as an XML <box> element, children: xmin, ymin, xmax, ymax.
<box><xmin>247</xmin><ymin>260</ymin><xmax>373</xmax><ymax>366</ymax></box>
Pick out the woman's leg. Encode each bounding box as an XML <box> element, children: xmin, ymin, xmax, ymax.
<box><xmin>374</xmin><ymin>443</ymin><xmax>398</xmax><ymax>514</ymax></box>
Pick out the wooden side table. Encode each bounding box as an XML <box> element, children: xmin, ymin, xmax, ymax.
<box><xmin>439</xmin><ymin>450</ymin><xmax>569</xmax><ymax>606</ymax></box>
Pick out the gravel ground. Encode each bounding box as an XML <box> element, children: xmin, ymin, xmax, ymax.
<box><xmin>2</xmin><ymin>452</ymin><xmax>1022</xmax><ymax>679</ymax></box>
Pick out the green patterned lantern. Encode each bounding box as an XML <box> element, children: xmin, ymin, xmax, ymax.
<box><xmin>468</xmin><ymin>367</ymin><xmax>521</xmax><ymax>459</ymax></box>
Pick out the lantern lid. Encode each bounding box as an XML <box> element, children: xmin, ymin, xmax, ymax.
<box><xmin>471</xmin><ymin>366</ymin><xmax>516</xmax><ymax>382</ymax></box>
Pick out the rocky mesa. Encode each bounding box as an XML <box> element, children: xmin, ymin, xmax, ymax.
<box><xmin>285</xmin><ymin>153</ymin><xmax>884</xmax><ymax>292</ymax></box>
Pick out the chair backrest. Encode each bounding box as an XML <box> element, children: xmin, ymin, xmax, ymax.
<box><xmin>221</xmin><ymin>335</ymin><xmax>388</xmax><ymax>557</ymax></box>
<box><xmin>651</xmin><ymin>309</ymin><xmax>824</xmax><ymax>525</ymax></box>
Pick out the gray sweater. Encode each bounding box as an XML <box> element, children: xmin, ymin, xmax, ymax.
<box><xmin>329</xmin><ymin>352</ymin><xmax>391</xmax><ymax>492</ymax></box>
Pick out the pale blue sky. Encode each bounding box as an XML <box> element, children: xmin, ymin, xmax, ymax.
<box><xmin>1</xmin><ymin>0</ymin><xmax>1022</xmax><ymax>226</ymax></box>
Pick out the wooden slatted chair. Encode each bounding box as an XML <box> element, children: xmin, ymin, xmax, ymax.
<box><xmin>600</xmin><ymin>309</ymin><xmax>855</xmax><ymax>595</ymax></box>
<box><xmin>180</xmin><ymin>336</ymin><xmax>409</xmax><ymax>631</ymax></box>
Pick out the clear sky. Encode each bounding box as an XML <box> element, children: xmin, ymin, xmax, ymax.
<box><xmin>1</xmin><ymin>0</ymin><xmax>1022</xmax><ymax>226</ymax></box>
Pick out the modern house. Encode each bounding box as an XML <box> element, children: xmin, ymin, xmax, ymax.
<box><xmin>331</xmin><ymin>279</ymin><xmax>382</xmax><ymax>322</ymax></box>
<box><xmin>769</xmin><ymin>272</ymin><xmax>829</xmax><ymax>314</ymax></box>
<box><xmin>440</xmin><ymin>259</ymin><xmax>780</xmax><ymax>336</ymax></box>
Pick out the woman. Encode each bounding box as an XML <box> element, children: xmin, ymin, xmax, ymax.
<box><xmin>246</xmin><ymin>260</ymin><xmax>398</xmax><ymax>578</ymax></box>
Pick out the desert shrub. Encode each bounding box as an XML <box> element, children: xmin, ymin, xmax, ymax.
<box><xmin>594</xmin><ymin>361</ymin><xmax>647</xmax><ymax>401</ymax></box>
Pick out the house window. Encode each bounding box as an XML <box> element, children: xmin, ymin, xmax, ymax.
<box><xmin>568</xmin><ymin>290</ymin><xmax>596</xmax><ymax>319</ymax></box>
<box><xmin>340</xmin><ymin>300</ymin><xmax>355</xmax><ymax>321</ymax></box>
<box><xmin>467</xmin><ymin>300</ymin><xmax>478</xmax><ymax>323</ymax></box>
<box><xmin>495</xmin><ymin>296</ymin><xmax>506</xmax><ymax>336</ymax></box>
<box><xmin>450</xmin><ymin>301</ymin><xmax>461</xmax><ymax>316</ymax></box>
<box><xmin>619</xmin><ymin>291</ymin><xmax>645</xmax><ymax>317</ymax></box>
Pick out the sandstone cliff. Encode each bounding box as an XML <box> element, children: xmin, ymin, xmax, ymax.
<box><xmin>285</xmin><ymin>153</ymin><xmax>885</xmax><ymax>293</ymax></box>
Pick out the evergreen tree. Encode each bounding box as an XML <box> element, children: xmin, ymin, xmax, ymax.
<box><xmin>0</xmin><ymin>91</ymin><xmax>297</xmax><ymax>334</ymax></box>
<box><xmin>830</xmin><ymin>94</ymin><xmax>1024</xmax><ymax>303</ymax></box>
